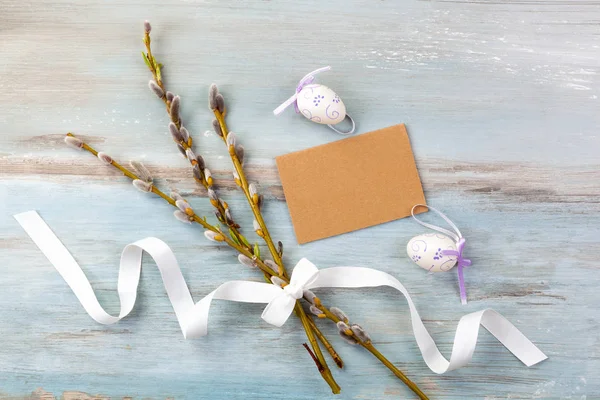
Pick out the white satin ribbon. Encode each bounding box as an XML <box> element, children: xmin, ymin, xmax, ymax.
<box><xmin>15</xmin><ymin>210</ymin><xmax>547</xmax><ymax>374</ymax></box>
<box><xmin>14</xmin><ymin>210</ymin><xmax>281</xmax><ymax>338</ymax></box>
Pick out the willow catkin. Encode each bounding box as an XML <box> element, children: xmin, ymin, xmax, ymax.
<box><xmin>212</xmin><ymin>119</ymin><xmax>222</xmax><ymax>136</ymax></box>
<box><xmin>185</xmin><ymin>148</ymin><xmax>197</xmax><ymax>164</ymax></box>
<box><xmin>97</xmin><ymin>152</ymin><xmax>113</xmax><ymax>165</ymax></box>
<box><xmin>330</xmin><ymin>307</ymin><xmax>349</xmax><ymax>323</ymax></box>
<box><xmin>130</xmin><ymin>161</ymin><xmax>153</xmax><ymax>183</ymax></box>
<box><xmin>148</xmin><ymin>80</ymin><xmax>164</xmax><ymax>98</ymax></box>
<box><xmin>170</xmin><ymin>95</ymin><xmax>181</xmax><ymax>122</ymax></box>
<box><xmin>350</xmin><ymin>324</ymin><xmax>371</xmax><ymax>343</ymax></box>
<box><xmin>173</xmin><ymin>210</ymin><xmax>192</xmax><ymax>224</ymax></box>
<box><xmin>238</xmin><ymin>254</ymin><xmax>256</xmax><ymax>268</ymax></box>
<box><xmin>215</xmin><ymin>93</ymin><xmax>225</xmax><ymax>113</ymax></box>
<box><xmin>170</xmin><ymin>122</ymin><xmax>183</xmax><ymax>142</ymax></box>
<box><xmin>64</xmin><ymin>136</ymin><xmax>83</xmax><ymax>149</ymax></box>
<box><xmin>180</xmin><ymin>126</ymin><xmax>190</xmax><ymax>143</ymax></box>
<box><xmin>208</xmin><ymin>84</ymin><xmax>219</xmax><ymax>110</ymax></box>
<box><xmin>132</xmin><ymin>179</ymin><xmax>152</xmax><ymax>193</ymax></box>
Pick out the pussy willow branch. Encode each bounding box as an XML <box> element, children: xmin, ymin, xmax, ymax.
<box><xmin>66</xmin><ymin>132</ymin><xmax>341</xmax><ymax>394</ymax></box>
<box><xmin>141</xmin><ymin>23</ymin><xmax>343</xmax><ymax>388</ymax></box>
<box><xmin>209</xmin><ymin>105</ymin><xmax>344</xmax><ymax>389</ymax></box>
<box><xmin>210</xmin><ymin>95</ymin><xmax>428</xmax><ymax>400</ymax></box>
<box><xmin>142</xmin><ymin>24</ymin><xmax>247</xmax><ymax>252</ymax></box>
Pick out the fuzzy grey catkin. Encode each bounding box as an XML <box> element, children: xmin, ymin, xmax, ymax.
<box><xmin>235</xmin><ymin>145</ymin><xmax>244</xmax><ymax>164</ymax></box>
<box><xmin>192</xmin><ymin>164</ymin><xmax>203</xmax><ymax>181</ymax></box>
<box><xmin>196</xmin><ymin>155</ymin><xmax>205</xmax><ymax>171</ymax></box>
<box><xmin>185</xmin><ymin>148</ymin><xmax>197</xmax><ymax>164</ymax></box>
<box><xmin>208</xmin><ymin>84</ymin><xmax>219</xmax><ymax>110</ymax></box>
<box><xmin>170</xmin><ymin>122</ymin><xmax>183</xmax><ymax>142</ymax></box>
<box><xmin>330</xmin><ymin>307</ymin><xmax>348</xmax><ymax>323</ymax></box>
<box><xmin>264</xmin><ymin>259</ymin><xmax>278</xmax><ymax>272</ymax></box>
<box><xmin>204</xmin><ymin>168</ymin><xmax>212</xmax><ymax>182</ymax></box>
<box><xmin>336</xmin><ymin>321</ymin><xmax>358</xmax><ymax>344</ymax></box>
<box><xmin>204</xmin><ymin>231</ymin><xmax>219</xmax><ymax>242</ymax></box>
<box><xmin>166</xmin><ymin>91</ymin><xmax>174</xmax><ymax>102</ymax></box>
<box><xmin>224</xmin><ymin>209</ymin><xmax>233</xmax><ymax>223</ymax></box>
<box><xmin>130</xmin><ymin>161</ymin><xmax>153</xmax><ymax>183</ymax></box>
<box><xmin>170</xmin><ymin>96</ymin><xmax>181</xmax><ymax>122</ymax></box>
<box><xmin>207</xmin><ymin>189</ymin><xmax>218</xmax><ymax>201</ymax></box>
<box><xmin>180</xmin><ymin>126</ymin><xmax>190</xmax><ymax>142</ymax></box>
<box><xmin>253</xmin><ymin>219</ymin><xmax>261</xmax><ymax>231</ymax></box>
<box><xmin>212</xmin><ymin>119</ymin><xmax>222</xmax><ymax>136</ymax></box>
<box><xmin>226</xmin><ymin>132</ymin><xmax>236</xmax><ymax>147</ymax></box>
<box><xmin>97</xmin><ymin>152</ymin><xmax>113</xmax><ymax>165</ymax></box>
<box><xmin>309</xmin><ymin>305</ymin><xmax>324</xmax><ymax>316</ymax></box>
<box><xmin>148</xmin><ymin>81</ymin><xmax>164</xmax><ymax>98</ymax></box>
<box><xmin>238</xmin><ymin>254</ymin><xmax>256</xmax><ymax>268</ymax></box>
<box><xmin>248</xmin><ymin>183</ymin><xmax>258</xmax><ymax>198</ymax></box>
<box><xmin>350</xmin><ymin>324</ymin><xmax>371</xmax><ymax>343</ymax></box>
<box><xmin>303</xmin><ymin>290</ymin><xmax>317</xmax><ymax>305</ymax></box>
<box><xmin>64</xmin><ymin>136</ymin><xmax>83</xmax><ymax>150</ymax></box>
<box><xmin>132</xmin><ymin>179</ymin><xmax>152</xmax><ymax>193</ymax></box>
<box><xmin>175</xmin><ymin>199</ymin><xmax>190</xmax><ymax>213</ymax></box>
<box><xmin>270</xmin><ymin>276</ymin><xmax>286</xmax><ymax>287</ymax></box>
<box><xmin>338</xmin><ymin>331</ymin><xmax>358</xmax><ymax>345</ymax></box>
<box><xmin>144</xmin><ymin>20</ymin><xmax>151</xmax><ymax>33</ymax></box>
<box><xmin>173</xmin><ymin>210</ymin><xmax>191</xmax><ymax>224</ymax></box>
<box><xmin>336</xmin><ymin>321</ymin><xmax>350</xmax><ymax>333</ymax></box>
<box><xmin>215</xmin><ymin>93</ymin><xmax>225</xmax><ymax>113</ymax></box>
<box><xmin>170</xmin><ymin>192</ymin><xmax>184</xmax><ymax>202</ymax></box>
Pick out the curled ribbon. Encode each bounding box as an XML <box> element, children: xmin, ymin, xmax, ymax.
<box><xmin>412</xmin><ymin>204</ymin><xmax>472</xmax><ymax>305</ymax></box>
<box><xmin>15</xmin><ymin>210</ymin><xmax>547</xmax><ymax>374</ymax></box>
<box><xmin>273</xmin><ymin>66</ymin><xmax>331</xmax><ymax>116</ymax></box>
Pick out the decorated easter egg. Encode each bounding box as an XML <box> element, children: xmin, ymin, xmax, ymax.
<box><xmin>407</xmin><ymin>233</ymin><xmax>458</xmax><ymax>273</ymax></box>
<box><xmin>296</xmin><ymin>84</ymin><xmax>346</xmax><ymax>125</ymax></box>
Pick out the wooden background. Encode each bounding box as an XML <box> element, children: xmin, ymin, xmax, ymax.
<box><xmin>1</xmin><ymin>0</ymin><xmax>599</xmax><ymax>399</ymax></box>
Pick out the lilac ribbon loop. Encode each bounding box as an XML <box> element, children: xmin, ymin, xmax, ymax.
<box><xmin>441</xmin><ymin>238</ymin><xmax>472</xmax><ymax>305</ymax></box>
<box><xmin>273</xmin><ymin>66</ymin><xmax>331</xmax><ymax>116</ymax></box>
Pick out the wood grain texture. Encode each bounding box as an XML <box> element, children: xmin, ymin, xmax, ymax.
<box><xmin>1</xmin><ymin>0</ymin><xmax>599</xmax><ymax>399</ymax></box>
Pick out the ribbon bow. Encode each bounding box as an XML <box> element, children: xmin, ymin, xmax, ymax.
<box><xmin>441</xmin><ymin>238</ymin><xmax>472</xmax><ymax>305</ymax></box>
<box><xmin>261</xmin><ymin>258</ymin><xmax>319</xmax><ymax>327</ymax></box>
<box><xmin>273</xmin><ymin>66</ymin><xmax>331</xmax><ymax>116</ymax></box>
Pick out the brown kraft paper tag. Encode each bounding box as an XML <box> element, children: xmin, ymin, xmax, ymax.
<box><xmin>276</xmin><ymin>124</ymin><xmax>426</xmax><ymax>244</ymax></box>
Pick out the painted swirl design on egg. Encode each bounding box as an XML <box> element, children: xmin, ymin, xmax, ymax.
<box><xmin>301</xmin><ymin>109</ymin><xmax>322</xmax><ymax>123</ymax></box>
<box><xmin>325</xmin><ymin>104</ymin><xmax>340</xmax><ymax>122</ymax></box>
<box><xmin>410</xmin><ymin>239</ymin><xmax>427</xmax><ymax>253</ymax></box>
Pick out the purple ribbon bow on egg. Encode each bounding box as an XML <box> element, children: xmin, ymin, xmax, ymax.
<box><xmin>411</xmin><ymin>205</ymin><xmax>473</xmax><ymax>305</ymax></box>
<box><xmin>441</xmin><ymin>238</ymin><xmax>472</xmax><ymax>305</ymax></box>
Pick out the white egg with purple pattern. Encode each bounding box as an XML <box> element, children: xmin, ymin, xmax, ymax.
<box><xmin>407</xmin><ymin>233</ymin><xmax>458</xmax><ymax>273</ymax></box>
<box><xmin>296</xmin><ymin>84</ymin><xmax>346</xmax><ymax>125</ymax></box>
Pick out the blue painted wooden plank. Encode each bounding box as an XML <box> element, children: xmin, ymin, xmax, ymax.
<box><xmin>1</xmin><ymin>0</ymin><xmax>599</xmax><ymax>398</ymax></box>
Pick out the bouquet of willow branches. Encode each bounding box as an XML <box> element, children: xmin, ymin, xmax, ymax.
<box><xmin>64</xmin><ymin>21</ymin><xmax>428</xmax><ymax>399</ymax></box>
